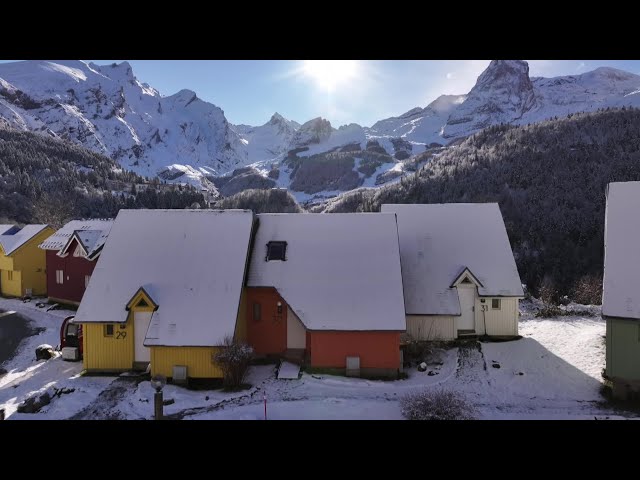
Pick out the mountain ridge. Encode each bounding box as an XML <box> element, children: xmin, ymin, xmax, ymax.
<box><xmin>2</xmin><ymin>60</ymin><xmax>640</xmax><ymax>199</ymax></box>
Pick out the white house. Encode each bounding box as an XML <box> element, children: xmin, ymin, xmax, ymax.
<box><xmin>382</xmin><ymin>203</ymin><xmax>524</xmax><ymax>340</ymax></box>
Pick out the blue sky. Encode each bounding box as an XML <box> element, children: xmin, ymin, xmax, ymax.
<box><xmin>2</xmin><ymin>60</ymin><xmax>640</xmax><ymax>127</ymax></box>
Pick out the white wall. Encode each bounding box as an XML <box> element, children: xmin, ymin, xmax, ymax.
<box><xmin>474</xmin><ymin>297</ymin><xmax>519</xmax><ymax>336</ymax></box>
<box><xmin>287</xmin><ymin>306</ymin><xmax>306</xmax><ymax>349</ymax></box>
<box><xmin>406</xmin><ymin>315</ymin><xmax>456</xmax><ymax>341</ymax></box>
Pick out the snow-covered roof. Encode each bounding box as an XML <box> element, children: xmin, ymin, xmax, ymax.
<box><xmin>602</xmin><ymin>182</ymin><xmax>640</xmax><ymax>320</ymax></box>
<box><xmin>382</xmin><ymin>204</ymin><xmax>524</xmax><ymax>315</ymax></box>
<box><xmin>0</xmin><ymin>225</ymin><xmax>50</xmax><ymax>256</ymax></box>
<box><xmin>247</xmin><ymin>213</ymin><xmax>406</xmax><ymax>331</ymax></box>
<box><xmin>74</xmin><ymin>209</ymin><xmax>255</xmax><ymax>347</ymax></box>
<box><xmin>39</xmin><ymin>220</ymin><xmax>113</xmax><ymax>259</ymax></box>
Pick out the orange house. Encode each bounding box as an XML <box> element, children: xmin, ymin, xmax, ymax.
<box><xmin>244</xmin><ymin>213</ymin><xmax>406</xmax><ymax>377</ymax></box>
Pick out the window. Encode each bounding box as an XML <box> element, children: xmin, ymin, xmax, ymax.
<box><xmin>253</xmin><ymin>302</ymin><xmax>261</xmax><ymax>322</ymax></box>
<box><xmin>85</xmin><ymin>275</ymin><xmax>91</xmax><ymax>289</ymax></box>
<box><xmin>66</xmin><ymin>323</ymin><xmax>78</xmax><ymax>337</ymax></box>
<box><xmin>56</xmin><ymin>270</ymin><xmax>64</xmax><ymax>285</ymax></box>
<box><xmin>7</xmin><ymin>271</ymin><xmax>13</xmax><ymax>281</ymax></box>
<box><xmin>266</xmin><ymin>241</ymin><xmax>287</xmax><ymax>261</ymax></box>
<box><xmin>491</xmin><ymin>298</ymin><xmax>501</xmax><ymax>310</ymax></box>
<box><xmin>104</xmin><ymin>324</ymin><xmax>114</xmax><ymax>337</ymax></box>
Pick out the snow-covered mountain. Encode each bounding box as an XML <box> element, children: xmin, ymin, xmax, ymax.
<box><xmin>368</xmin><ymin>94</ymin><xmax>466</xmax><ymax>146</ymax></box>
<box><xmin>2</xmin><ymin>59</ymin><xmax>640</xmax><ymax>200</ymax></box>
<box><xmin>231</xmin><ymin>113</ymin><xmax>300</xmax><ymax>162</ymax></box>
<box><xmin>0</xmin><ymin>60</ymin><xmax>248</xmax><ymax>188</ymax></box>
<box><xmin>441</xmin><ymin>60</ymin><xmax>640</xmax><ymax>138</ymax></box>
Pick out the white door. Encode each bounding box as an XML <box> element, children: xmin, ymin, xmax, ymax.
<box><xmin>134</xmin><ymin>311</ymin><xmax>152</xmax><ymax>362</ymax></box>
<box><xmin>457</xmin><ymin>287</ymin><xmax>476</xmax><ymax>331</ymax></box>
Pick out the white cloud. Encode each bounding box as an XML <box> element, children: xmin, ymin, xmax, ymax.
<box><xmin>577</xmin><ymin>62</ymin><xmax>587</xmax><ymax>72</ymax></box>
<box><xmin>446</xmin><ymin>72</ymin><xmax>455</xmax><ymax>80</ymax></box>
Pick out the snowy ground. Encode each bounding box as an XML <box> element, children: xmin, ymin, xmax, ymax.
<box><xmin>0</xmin><ymin>298</ymin><xmax>636</xmax><ymax>420</ymax></box>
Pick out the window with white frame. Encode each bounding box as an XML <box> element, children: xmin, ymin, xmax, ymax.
<box><xmin>56</xmin><ymin>270</ymin><xmax>64</xmax><ymax>285</ymax></box>
<box><xmin>491</xmin><ymin>298</ymin><xmax>501</xmax><ymax>310</ymax></box>
<box><xmin>85</xmin><ymin>275</ymin><xmax>91</xmax><ymax>288</ymax></box>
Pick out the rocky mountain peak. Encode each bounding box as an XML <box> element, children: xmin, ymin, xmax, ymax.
<box><xmin>474</xmin><ymin>60</ymin><xmax>533</xmax><ymax>94</ymax></box>
<box><xmin>442</xmin><ymin>60</ymin><xmax>538</xmax><ymax>138</ymax></box>
<box><xmin>268</xmin><ymin>112</ymin><xmax>287</xmax><ymax>125</ymax></box>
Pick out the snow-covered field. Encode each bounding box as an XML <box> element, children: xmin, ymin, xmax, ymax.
<box><xmin>0</xmin><ymin>298</ymin><xmax>635</xmax><ymax>420</ymax></box>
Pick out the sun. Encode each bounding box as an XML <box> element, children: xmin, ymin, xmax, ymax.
<box><xmin>303</xmin><ymin>60</ymin><xmax>359</xmax><ymax>91</ymax></box>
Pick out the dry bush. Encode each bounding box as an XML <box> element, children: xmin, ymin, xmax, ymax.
<box><xmin>214</xmin><ymin>336</ymin><xmax>254</xmax><ymax>390</ymax></box>
<box><xmin>570</xmin><ymin>274</ymin><xmax>603</xmax><ymax>305</ymax></box>
<box><xmin>400</xmin><ymin>389</ymin><xmax>477</xmax><ymax>420</ymax></box>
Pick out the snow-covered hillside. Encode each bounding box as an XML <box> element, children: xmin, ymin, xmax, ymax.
<box><xmin>2</xmin><ymin>59</ymin><xmax>640</xmax><ymax>198</ymax></box>
<box><xmin>231</xmin><ymin>113</ymin><xmax>299</xmax><ymax>162</ymax></box>
<box><xmin>368</xmin><ymin>94</ymin><xmax>466</xmax><ymax>147</ymax></box>
<box><xmin>0</xmin><ymin>60</ymin><xmax>247</xmax><ymax>189</ymax></box>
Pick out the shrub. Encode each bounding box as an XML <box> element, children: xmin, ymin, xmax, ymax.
<box><xmin>535</xmin><ymin>305</ymin><xmax>563</xmax><ymax>318</ymax></box>
<box><xmin>400</xmin><ymin>389</ymin><xmax>476</xmax><ymax>420</ymax></box>
<box><xmin>570</xmin><ymin>274</ymin><xmax>603</xmax><ymax>305</ymax></box>
<box><xmin>214</xmin><ymin>336</ymin><xmax>254</xmax><ymax>390</ymax></box>
<box><xmin>538</xmin><ymin>275</ymin><xmax>559</xmax><ymax>305</ymax></box>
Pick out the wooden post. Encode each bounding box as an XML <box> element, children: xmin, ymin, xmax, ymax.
<box><xmin>0</xmin><ymin>408</ymin><xmax>5</xmax><ymax>421</ymax></box>
<box><xmin>154</xmin><ymin>391</ymin><xmax>163</xmax><ymax>420</ymax></box>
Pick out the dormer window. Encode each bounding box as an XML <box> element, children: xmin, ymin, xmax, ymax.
<box><xmin>266</xmin><ymin>241</ymin><xmax>287</xmax><ymax>261</ymax></box>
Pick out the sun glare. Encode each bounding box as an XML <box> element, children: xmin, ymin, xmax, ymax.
<box><xmin>303</xmin><ymin>60</ymin><xmax>359</xmax><ymax>91</ymax></box>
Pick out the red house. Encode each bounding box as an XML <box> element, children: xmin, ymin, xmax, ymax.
<box><xmin>39</xmin><ymin>220</ymin><xmax>113</xmax><ymax>305</ymax></box>
<box><xmin>245</xmin><ymin>213</ymin><xmax>407</xmax><ymax>378</ymax></box>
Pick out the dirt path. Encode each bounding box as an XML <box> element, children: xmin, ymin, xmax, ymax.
<box><xmin>70</xmin><ymin>377</ymin><xmax>144</xmax><ymax>420</ymax></box>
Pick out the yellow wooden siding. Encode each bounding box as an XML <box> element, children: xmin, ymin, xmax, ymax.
<box><xmin>234</xmin><ymin>288</ymin><xmax>247</xmax><ymax>342</ymax></box>
<box><xmin>1</xmin><ymin>269</ymin><xmax>22</xmax><ymax>297</ymax></box>
<box><xmin>406</xmin><ymin>315</ymin><xmax>456</xmax><ymax>340</ymax></box>
<box><xmin>474</xmin><ymin>297</ymin><xmax>519</xmax><ymax>336</ymax></box>
<box><xmin>150</xmin><ymin>347</ymin><xmax>223</xmax><ymax>378</ymax></box>
<box><xmin>83</xmin><ymin>321</ymin><xmax>134</xmax><ymax>371</ymax></box>
<box><xmin>0</xmin><ymin>252</ymin><xmax>13</xmax><ymax>271</ymax></box>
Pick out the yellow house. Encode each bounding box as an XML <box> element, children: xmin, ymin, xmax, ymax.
<box><xmin>0</xmin><ymin>224</ymin><xmax>54</xmax><ymax>297</ymax></box>
<box><xmin>74</xmin><ymin>209</ymin><xmax>255</xmax><ymax>379</ymax></box>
